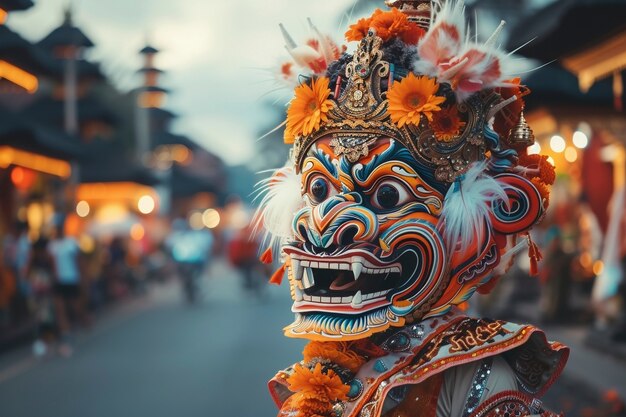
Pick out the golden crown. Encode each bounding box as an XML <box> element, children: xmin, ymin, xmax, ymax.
<box><xmin>282</xmin><ymin>2</ymin><xmax>532</xmax><ymax>182</ymax></box>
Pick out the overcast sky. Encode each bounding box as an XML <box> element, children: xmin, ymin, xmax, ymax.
<box><xmin>7</xmin><ymin>0</ymin><xmax>555</xmax><ymax>167</ymax></box>
<box><xmin>7</xmin><ymin>0</ymin><xmax>357</xmax><ymax>165</ymax></box>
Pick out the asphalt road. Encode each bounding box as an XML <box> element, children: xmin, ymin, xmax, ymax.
<box><xmin>0</xmin><ymin>260</ymin><xmax>622</xmax><ymax>417</ymax></box>
<box><xmin>0</xmin><ymin>261</ymin><xmax>306</xmax><ymax>417</ymax></box>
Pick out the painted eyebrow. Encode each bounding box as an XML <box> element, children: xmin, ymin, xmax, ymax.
<box><xmin>351</xmin><ymin>143</ymin><xmax>416</xmax><ymax>186</ymax></box>
<box><xmin>304</xmin><ymin>147</ymin><xmax>338</xmax><ymax>178</ymax></box>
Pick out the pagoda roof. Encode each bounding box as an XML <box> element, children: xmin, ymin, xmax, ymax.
<box><xmin>137</xmin><ymin>66</ymin><xmax>164</xmax><ymax>74</ymax></box>
<box><xmin>139</xmin><ymin>45</ymin><xmax>159</xmax><ymax>54</ymax></box>
<box><xmin>524</xmin><ymin>64</ymin><xmax>620</xmax><ymax>109</ymax></box>
<box><xmin>148</xmin><ymin>107</ymin><xmax>177</xmax><ymax>120</ymax></box>
<box><xmin>78</xmin><ymin>138</ymin><xmax>160</xmax><ymax>185</ymax></box>
<box><xmin>0</xmin><ymin>0</ymin><xmax>33</xmax><ymax>11</ymax></box>
<box><xmin>508</xmin><ymin>0</ymin><xmax>626</xmax><ymax>61</ymax></box>
<box><xmin>0</xmin><ymin>111</ymin><xmax>82</xmax><ymax>160</ymax></box>
<box><xmin>0</xmin><ymin>25</ymin><xmax>56</xmax><ymax>75</ymax></box>
<box><xmin>151</xmin><ymin>131</ymin><xmax>198</xmax><ymax>150</ymax></box>
<box><xmin>24</xmin><ymin>94</ymin><xmax>118</xmax><ymax>129</ymax></box>
<box><xmin>170</xmin><ymin>164</ymin><xmax>221</xmax><ymax>198</ymax></box>
<box><xmin>136</xmin><ymin>85</ymin><xmax>169</xmax><ymax>94</ymax></box>
<box><xmin>38</xmin><ymin>10</ymin><xmax>94</xmax><ymax>49</ymax></box>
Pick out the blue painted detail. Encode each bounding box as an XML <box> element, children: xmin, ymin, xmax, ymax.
<box><xmin>347</xmin><ymin>378</ymin><xmax>363</xmax><ymax>399</ymax></box>
<box><xmin>374</xmin><ymin>359</ymin><xmax>388</xmax><ymax>373</ymax></box>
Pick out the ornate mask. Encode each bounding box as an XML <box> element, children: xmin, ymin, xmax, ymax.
<box><xmin>257</xmin><ymin>1</ymin><xmax>554</xmax><ymax>341</ymax></box>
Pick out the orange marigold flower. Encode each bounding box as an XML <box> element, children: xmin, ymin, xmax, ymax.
<box><xmin>284</xmin><ymin>77</ymin><xmax>334</xmax><ymax>144</ymax></box>
<box><xmin>345</xmin><ymin>15</ymin><xmax>374</xmax><ymax>42</ymax></box>
<box><xmin>303</xmin><ymin>341</ymin><xmax>367</xmax><ymax>374</ymax></box>
<box><xmin>287</xmin><ymin>363</ymin><xmax>350</xmax><ymax>403</ymax></box>
<box><xmin>297</xmin><ymin>398</ymin><xmax>331</xmax><ymax>417</ymax></box>
<box><xmin>370</xmin><ymin>8</ymin><xmax>425</xmax><ymax>44</ymax></box>
<box><xmin>430</xmin><ymin>106</ymin><xmax>466</xmax><ymax>142</ymax></box>
<box><xmin>387</xmin><ymin>73</ymin><xmax>446</xmax><ymax>128</ymax></box>
<box><xmin>518</xmin><ymin>153</ymin><xmax>556</xmax><ymax>186</ymax></box>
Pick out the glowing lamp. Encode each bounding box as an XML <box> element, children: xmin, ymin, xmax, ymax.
<box><xmin>564</xmin><ymin>147</ymin><xmax>578</xmax><ymax>163</ymax></box>
<box><xmin>202</xmin><ymin>208</ymin><xmax>220</xmax><ymax>229</ymax></box>
<box><xmin>572</xmin><ymin>131</ymin><xmax>589</xmax><ymax>149</ymax></box>
<box><xmin>137</xmin><ymin>195</ymin><xmax>156</xmax><ymax>214</ymax></box>
<box><xmin>130</xmin><ymin>223</ymin><xmax>145</xmax><ymax>241</ymax></box>
<box><xmin>549</xmin><ymin>135</ymin><xmax>566</xmax><ymax>153</ymax></box>
<box><xmin>76</xmin><ymin>200</ymin><xmax>90</xmax><ymax>218</ymax></box>
<box><xmin>527</xmin><ymin>142</ymin><xmax>541</xmax><ymax>155</ymax></box>
<box><xmin>10</xmin><ymin>167</ymin><xmax>37</xmax><ymax>190</ymax></box>
<box><xmin>189</xmin><ymin>212</ymin><xmax>204</xmax><ymax>230</ymax></box>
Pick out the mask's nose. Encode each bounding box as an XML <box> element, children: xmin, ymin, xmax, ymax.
<box><xmin>293</xmin><ymin>193</ymin><xmax>379</xmax><ymax>249</ymax></box>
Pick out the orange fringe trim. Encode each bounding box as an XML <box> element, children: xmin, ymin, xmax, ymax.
<box><xmin>260</xmin><ymin>247</ymin><xmax>273</xmax><ymax>264</ymax></box>
<box><xmin>527</xmin><ymin>233</ymin><xmax>543</xmax><ymax>276</ymax></box>
<box><xmin>269</xmin><ymin>264</ymin><xmax>286</xmax><ymax>285</ymax></box>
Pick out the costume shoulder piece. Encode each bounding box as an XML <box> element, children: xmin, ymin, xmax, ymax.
<box><xmin>269</xmin><ymin>311</ymin><xmax>568</xmax><ymax>417</ymax></box>
<box><xmin>255</xmin><ymin>1</ymin><xmax>567</xmax><ymax>416</ymax></box>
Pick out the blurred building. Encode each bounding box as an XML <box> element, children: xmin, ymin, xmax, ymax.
<box><xmin>0</xmin><ymin>2</ymin><xmax>83</xmax><ymax>239</ymax></box>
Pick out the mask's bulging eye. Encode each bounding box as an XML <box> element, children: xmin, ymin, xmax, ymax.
<box><xmin>372</xmin><ymin>180</ymin><xmax>410</xmax><ymax>210</ymax></box>
<box><xmin>310</xmin><ymin>177</ymin><xmax>329</xmax><ymax>203</ymax></box>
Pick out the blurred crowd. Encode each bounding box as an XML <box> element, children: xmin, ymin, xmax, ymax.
<box><xmin>0</xmin><ymin>203</ymin><xmax>272</xmax><ymax>358</ymax></box>
<box><xmin>478</xmin><ymin>183</ymin><xmax>626</xmax><ymax>349</ymax></box>
<box><xmin>0</xmin><ymin>217</ymin><xmax>154</xmax><ymax>356</ymax></box>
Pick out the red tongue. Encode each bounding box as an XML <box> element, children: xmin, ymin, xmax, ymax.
<box><xmin>329</xmin><ymin>271</ymin><xmax>359</xmax><ymax>291</ymax></box>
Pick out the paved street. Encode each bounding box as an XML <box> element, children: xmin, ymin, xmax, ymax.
<box><xmin>0</xmin><ymin>261</ymin><xmax>306</xmax><ymax>417</ymax></box>
<box><xmin>0</xmin><ymin>260</ymin><xmax>624</xmax><ymax>417</ymax></box>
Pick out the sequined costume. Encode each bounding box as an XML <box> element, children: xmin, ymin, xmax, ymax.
<box><xmin>256</xmin><ymin>1</ymin><xmax>567</xmax><ymax>416</ymax></box>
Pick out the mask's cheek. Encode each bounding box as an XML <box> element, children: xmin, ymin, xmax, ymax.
<box><xmin>428</xmin><ymin>173</ymin><xmax>545</xmax><ymax>317</ymax></box>
<box><xmin>378</xmin><ymin>213</ymin><xmax>449</xmax><ymax>318</ymax></box>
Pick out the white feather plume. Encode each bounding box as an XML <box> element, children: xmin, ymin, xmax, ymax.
<box><xmin>414</xmin><ymin>0</ymin><xmax>519</xmax><ymax>102</ymax></box>
<box><xmin>252</xmin><ymin>162</ymin><xmax>304</xmax><ymax>251</ymax></box>
<box><xmin>438</xmin><ymin>162</ymin><xmax>508</xmax><ymax>253</ymax></box>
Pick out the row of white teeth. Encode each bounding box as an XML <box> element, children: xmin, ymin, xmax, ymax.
<box><xmin>290</xmin><ymin>259</ymin><xmax>401</xmax><ymax>282</ymax></box>
<box><xmin>293</xmin><ymin>287</ymin><xmax>391</xmax><ymax>309</ymax></box>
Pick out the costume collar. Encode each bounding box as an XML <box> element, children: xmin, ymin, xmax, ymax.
<box><xmin>269</xmin><ymin>311</ymin><xmax>568</xmax><ymax>417</ymax></box>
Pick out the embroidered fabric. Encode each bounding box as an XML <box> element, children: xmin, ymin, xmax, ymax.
<box><xmin>461</xmin><ymin>357</ymin><xmax>494</xmax><ymax>417</ymax></box>
<box><xmin>467</xmin><ymin>390</ymin><xmax>563</xmax><ymax>417</ymax></box>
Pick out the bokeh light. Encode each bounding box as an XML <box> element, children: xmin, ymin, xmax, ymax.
<box><xmin>130</xmin><ymin>223</ymin><xmax>145</xmax><ymax>240</ymax></box>
<box><xmin>76</xmin><ymin>200</ymin><xmax>91</xmax><ymax>218</ymax></box>
<box><xmin>527</xmin><ymin>142</ymin><xmax>541</xmax><ymax>155</ymax></box>
<box><xmin>564</xmin><ymin>147</ymin><xmax>578</xmax><ymax>163</ymax></box>
<box><xmin>189</xmin><ymin>211</ymin><xmax>204</xmax><ymax>230</ymax></box>
<box><xmin>202</xmin><ymin>208</ymin><xmax>220</xmax><ymax>229</ymax></box>
<box><xmin>573</xmin><ymin>130</ymin><xmax>589</xmax><ymax>149</ymax></box>
<box><xmin>550</xmin><ymin>135</ymin><xmax>566</xmax><ymax>153</ymax></box>
<box><xmin>137</xmin><ymin>195</ymin><xmax>156</xmax><ymax>214</ymax></box>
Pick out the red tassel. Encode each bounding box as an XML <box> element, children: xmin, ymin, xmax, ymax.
<box><xmin>269</xmin><ymin>264</ymin><xmax>286</xmax><ymax>285</ymax></box>
<box><xmin>260</xmin><ymin>247</ymin><xmax>273</xmax><ymax>264</ymax></box>
<box><xmin>527</xmin><ymin>233</ymin><xmax>543</xmax><ymax>277</ymax></box>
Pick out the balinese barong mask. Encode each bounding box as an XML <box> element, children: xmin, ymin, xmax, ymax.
<box><xmin>257</xmin><ymin>0</ymin><xmax>554</xmax><ymax>341</ymax></box>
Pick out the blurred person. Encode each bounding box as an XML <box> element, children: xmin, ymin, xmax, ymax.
<box><xmin>48</xmin><ymin>223</ymin><xmax>83</xmax><ymax>357</ymax></box>
<box><xmin>539</xmin><ymin>227</ymin><xmax>574</xmax><ymax>324</ymax></box>
<box><xmin>105</xmin><ymin>236</ymin><xmax>129</xmax><ymax>299</ymax></box>
<box><xmin>26</xmin><ymin>237</ymin><xmax>55</xmax><ymax>357</ymax></box>
<box><xmin>227</xmin><ymin>224</ymin><xmax>268</xmax><ymax>298</ymax></box>
<box><xmin>81</xmin><ymin>237</ymin><xmax>107</xmax><ymax>312</ymax></box>
<box><xmin>2</xmin><ymin>221</ymin><xmax>32</xmax><ymax>324</ymax></box>
<box><xmin>167</xmin><ymin>218</ymin><xmax>214</xmax><ymax>303</ymax></box>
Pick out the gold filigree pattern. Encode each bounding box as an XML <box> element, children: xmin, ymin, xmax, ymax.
<box><xmin>291</xmin><ymin>29</ymin><xmax>505</xmax><ymax>183</ymax></box>
<box><xmin>330</xmin><ymin>134</ymin><xmax>378</xmax><ymax>163</ymax></box>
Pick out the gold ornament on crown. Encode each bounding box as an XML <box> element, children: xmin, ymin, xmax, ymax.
<box><xmin>291</xmin><ymin>12</ymin><xmax>506</xmax><ymax>183</ymax></box>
